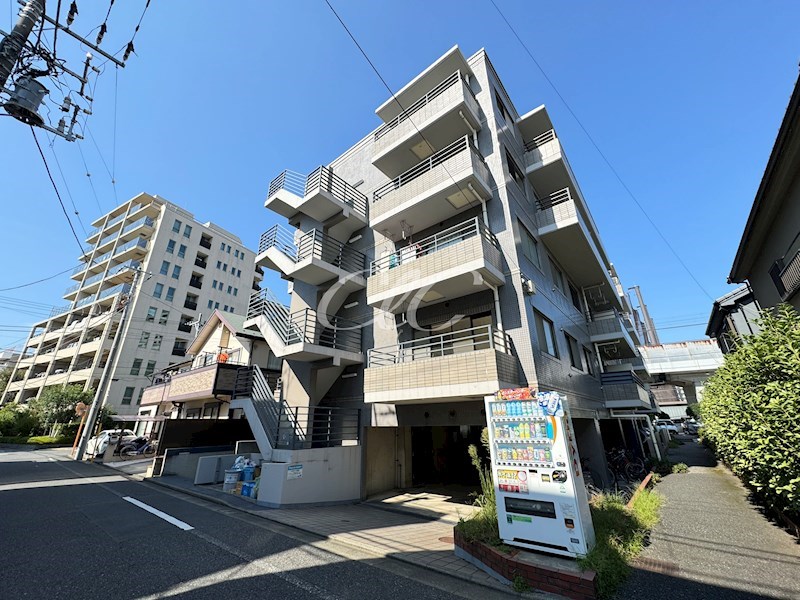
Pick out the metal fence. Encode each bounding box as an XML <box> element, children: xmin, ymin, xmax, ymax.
<box><xmin>259</xmin><ymin>224</ymin><xmax>366</xmax><ymax>273</ymax></box>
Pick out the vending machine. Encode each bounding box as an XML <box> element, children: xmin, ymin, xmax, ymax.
<box><xmin>484</xmin><ymin>388</ymin><xmax>595</xmax><ymax>558</ymax></box>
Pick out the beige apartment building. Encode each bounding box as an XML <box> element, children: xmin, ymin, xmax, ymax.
<box><xmin>228</xmin><ymin>46</ymin><xmax>658</xmax><ymax>498</ymax></box>
<box><xmin>2</xmin><ymin>193</ymin><xmax>261</xmax><ymax>412</ymax></box>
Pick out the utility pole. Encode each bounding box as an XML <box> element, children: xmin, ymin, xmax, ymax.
<box><xmin>74</xmin><ymin>268</ymin><xmax>141</xmax><ymax>461</ymax></box>
<box><xmin>630</xmin><ymin>285</ymin><xmax>660</xmax><ymax>346</ymax></box>
<box><xmin>0</xmin><ymin>0</ymin><xmax>44</xmax><ymax>90</ymax></box>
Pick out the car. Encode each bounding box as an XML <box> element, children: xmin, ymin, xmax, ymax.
<box><xmin>654</xmin><ymin>420</ymin><xmax>679</xmax><ymax>434</ymax></box>
<box><xmin>85</xmin><ymin>429</ymin><xmax>136</xmax><ymax>457</ymax></box>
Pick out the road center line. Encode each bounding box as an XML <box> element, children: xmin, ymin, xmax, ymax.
<box><xmin>123</xmin><ymin>496</ymin><xmax>194</xmax><ymax>531</ymax></box>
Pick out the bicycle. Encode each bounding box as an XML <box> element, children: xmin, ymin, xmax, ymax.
<box><xmin>606</xmin><ymin>448</ymin><xmax>646</xmax><ymax>482</ymax></box>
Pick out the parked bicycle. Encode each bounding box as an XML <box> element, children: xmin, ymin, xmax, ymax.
<box><xmin>118</xmin><ymin>436</ymin><xmax>157</xmax><ymax>458</ymax></box>
<box><xmin>606</xmin><ymin>448</ymin><xmax>646</xmax><ymax>482</ymax></box>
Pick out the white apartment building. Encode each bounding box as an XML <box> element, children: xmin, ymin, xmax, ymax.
<box><xmin>2</xmin><ymin>193</ymin><xmax>261</xmax><ymax>412</ymax></box>
<box><xmin>230</xmin><ymin>46</ymin><xmax>657</xmax><ymax>499</ymax></box>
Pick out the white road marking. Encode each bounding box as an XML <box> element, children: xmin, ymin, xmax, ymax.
<box><xmin>122</xmin><ymin>496</ymin><xmax>194</xmax><ymax>531</ymax></box>
<box><xmin>0</xmin><ymin>475</ymin><xmax>127</xmax><ymax>492</ymax></box>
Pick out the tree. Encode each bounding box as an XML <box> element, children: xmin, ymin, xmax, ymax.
<box><xmin>29</xmin><ymin>385</ymin><xmax>94</xmax><ymax>437</ymax></box>
<box><xmin>700</xmin><ymin>304</ymin><xmax>800</xmax><ymax>515</ymax></box>
<box><xmin>685</xmin><ymin>404</ymin><xmax>701</xmax><ymax>419</ymax></box>
<box><xmin>0</xmin><ymin>367</ymin><xmax>11</xmax><ymax>396</ymax></box>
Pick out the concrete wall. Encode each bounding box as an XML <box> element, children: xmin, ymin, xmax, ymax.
<box><xmin>364</xmin><ymin>426</ymin><xmax>398</xmax><ymax>496</ymax></box>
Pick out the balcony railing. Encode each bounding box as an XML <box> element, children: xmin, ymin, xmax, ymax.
<box><xmin>184</xmin><ymin>299</ymin><xmax>198</xmax><ymax>310</ymax></box>
<box><xmin>374</xmin><ymin>69</ymin><xmax>471</xmax><ymax>141</ymax></box>
<box><xmin>120</xmin><ymin>216</ymin><xmax>155</xmax><ymax>237</ymax></box>
<box><xmin>177</xmin><ymin>322</ymin><xmax>193</xmax><ymax>333</ymax></box>
<box><xmin>601</xmin><ymin>370</ymin><xmax>645</xmax><ymax>389</ymax></box>
<box><xmin>267</xmin><ymin>167</ymin><xmax>368</xmax><ymax>220</ymax></box>
<box><xmin>86</xmin><ymin>212</ymin><xmax>125</xmax><ymax>240</ymax></box>
<box><xmin>259</xmin><ymin>225</ymin><xmax>366</xmax><ymax>274</ymax></box>
<box><xmin>523</xmin><ymin>129</ymin><xmax>556</xmax><ymax>152</ymax></box>
<box><xmin>369</xmin><ymin>216</ymin><xmax>498</xmax><ymax>275</ymax></box>
<box><xmin>771</xmin><ymin>249</ymin><xmax>800</xmax><ymax>299</ymax></box>
<box><xmin>189</xmin><ymin>277</ymin><xmax>203</xmax><ymax>289</ymax></box>
<box><xmin>50</xmin><ymin>304</ymin><xmax>72</xmax><ymax>317</ymax></box>
<box><xmin>113</xmin><ymin>237</ymin><xmax>148</xmax><ymax>257</ymax></box>
<box><xmin>372</xmin><ymin>136</ymin><xmax>487</xmax><ymax>209</ymax></box>
<box><xmin>171</xmin><ymin>346</ymin><xmax>187</xmax><ymax>357</ymax></box>
<box><xmin>192</xmin><ymin>347</ymin><xmax>244</xmax><ymax>369</ymax></box>
<box><xmin>248</xmin><ymin>289</ymin><xmax>362</xmax><ymax>354</ymax></box>
<box><xmin>74</xmin><ymin>294</ymin><xmax>96</xmax><ymax>309</ymax></box>
<box><xmin>199</xmin><ymin>237</ymin><xmax>212</xmax><ymax>250</ymax></box>
<box><xmin>194</xmin><ymin>257</ymin><xmax>207</xmax><ymax>269</ymax></box>
<box><xmin>536</xmin><ymin>187</ymin><xmax>572</xmax><ymax>211</ymax></box>
<box><xmin>368</xmin><ymin>324</ymin><xmax>511</xmax><ymax>367</ymax></box>
<box><xmin>97</xmin><ymin>283</ymin><xmax>131</xmax><ymax>301</ymax></box>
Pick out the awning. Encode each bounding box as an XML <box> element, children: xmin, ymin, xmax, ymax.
<box><xmin>110</xmin><ymin>415</ymin><xmax>167</xmax><ymax>422</ymax></box>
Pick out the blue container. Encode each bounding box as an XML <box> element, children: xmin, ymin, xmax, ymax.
<box><xmin>241</xmin><ymin>482</ymin><xmax>254</xmax><ymax>497</ymax></box>
<box><xmin>242</xmin><ymin>465</ymin><xmax>255</xmax><ymax>482</ymax></box>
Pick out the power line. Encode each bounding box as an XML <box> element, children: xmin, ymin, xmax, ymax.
<box><xmin>47</xmin><ymin>135</ymin><xmax>88</xmax><ymax>238</ymax></box>
<box><xmin>76</xmin><ymin>140</ymin><xmax>104</xmax><ymax>212</ymax></box>
<box><xmin>0</xmin><ymin>266</ymin><xmax>77</xmax><ymax>292</ymax></box>
<box><xmin>487</xmin><ymin>0</ymin><xmax>714</xmax><ymax>302</ymax></box>
<box><xmin>30</xmin><ymin>127</ymin><xmax>88</xmax><ymax>259</ymax></box>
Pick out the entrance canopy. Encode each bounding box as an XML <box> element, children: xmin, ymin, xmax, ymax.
<box><xmin>110</xmin><ymin>415</ymin><xmax>167</xmax><ymax>422</ymax></box>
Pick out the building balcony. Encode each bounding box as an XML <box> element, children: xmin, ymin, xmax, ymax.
<box><xmin>142</xmin><ymin>350</ymin><xmax>245</xmax><ymax>406</ymax></box>
<box><xmin>118</xmin><ymin>216</ymin><xmax>155</xmax><ymax>242</ymax></box>
<box><xmin>588</xmin><ymin>310</ymin><xmax>638</xmax><ymax>360</ymax></box>
<box><xmin>523</xmin><ymin>129</ymin><xmax>563</xmax><ymax>174</ymax></box>
<box><xmin>172</xmin><ymin>346</ymin><xmax>187</xmax><ymax>357</ymax></box>
<box><xmin>370</xmin><ymin>136</ymin><xmax>491</xmax><ymax>239</ymax></box>
<box><xmin>367</xmin><ymin>216</ymin><xmax>504</xmax><ymax>312</ymax></box>
<box><xmin>105</xmin><ymin>260</ymin><xmax>140</xmax><ymax>285</ymax></box>
<box><xmin>189</xmin><ymin>277</ymin><xmax>203</xmax><ymax>289</ymax></box>
<box><xmin>69</xmin><ymin>366</ymin><xmax>94</xmax><ymax>381</ymax></box>
<box><xmin>177</xmin><ymin>322</ymin><xmax>193</xmax><ymax>333</ymax></box>
<box><xmin>246</xmin><ymin>289</ymin><xmax>363</xmax><ymax>365</ymax></box>
<box><xmin>34</xmin><ymin>348</ymin><xmax>55</xmax><ymax>364</ymax></box>
<box><xmin>85</xmin><ymin>212</ymin><xmax>125</xmax><ymax>243</ymax></box>
<box><xmin>770</xmin><ymin>249</ymin><xmax>800</xmax><ymax>301</ymax></box>
<box><xmin>536</xmin><ymin>189</ymin><xmax>621</xmax><ymax>311</ymax></box>
<box><xmin>96</xmin><ymin>283</ymin><xmax>131</xmax><ymax>305</ymax></box>
<box><xmin>600</xmin><ymin>371</ymin><xmax>652</xmax><ymax>410</ymax></box>
<box><xmin>194</xmin><ymin>257</ymin><xmax>207</xmax><ymax>269</ymax></box>
<box><xmin>184</xmin><ymin>299</ymin><xmax>198</xmax><ymax>311</ymax></box>
<box><xmin>78</xmin><ymin>337</ymin><xmax>103</xmax><ymax>355</ymax></box>
<box><xmin>372</xmin><ymin>69</ymin><xmax>481</xmax><ymax>178</ymax></box>
<box><xmin>265</xmin><ymin>167</ymin><xmax>368</xmax><ymax>241</ymax></box>
<box><xmin>256</xmin><ymin>225</ymin><xmax>366</xmax><ymax>290</ymax></box>
<box><xmin>199</xmin><ymin>236</ymin><xmax>212</xmax><ymax>250</ymax></box>
<box><xmin>112</xmin><ymin>237</ymin><xmax>148</xmax><ymax>261</ymax></box>
<box><xmin>364</xmin><ymin>325</ymin><xmax>519</xmax><ymax>404</ymax></box>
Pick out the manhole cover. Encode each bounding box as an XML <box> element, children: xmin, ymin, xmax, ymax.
<box><xmin>438</xmin><ymin>536</ymin><xmax>455</xmax><ymax>543</ymax></box>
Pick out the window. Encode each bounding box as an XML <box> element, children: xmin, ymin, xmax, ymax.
<box><xmin>220</xmin><ymin>242</ymin><xmax>225</xmax><ymax>251</ymax></box>
<box><xmin>166</xmin><ymin>240</ymin><xmax>176</xmax><ymax>254</ymax></box>
<box><xmin>237</xmin><ymin>268</ymin><xmax>241</xmax><ymax>277</ymax></box>
<box><xmin>144</xmin><ymin>360</ymin><xmax>156</xmax><ymax>376</ymax></box>
<box><xmin>183</xmin><ymin>224</ymin><xmax>192</xmax><ymax>239</ymax></box>
<box><xmin>226</xmin><ymin>244</ymin><xmax>231</xmax><ymax>253</ymax></box>
<box><xmin>534</xmin><ymin>311</ymin><xmax>558</xmax><ymax>357</ymax></box>
<box><xmin>549</xmin><ymin>258</ymin><xmax>565</xmax><ymax>295</ymax></box>
<box><xmin>138</xmin><ymin>332</ymin><xmax>150</xmax><ymax>348</ymax></box>
<box><xmin>160</xmin><ymin>260</ymin><xmax>170</xmax><ymax>275</ymax></box>
<box><xmin>172</xmin><ymin>219</ymin><xmax>182</xmax><ymax>233</ymax></box>
<box><xmin>172</xmin><ymin>265</ymin><xmax>181</xmax><ymax>279</ymax></box>
<box><xmin>495</xmin><ymin>91</ymin><xmax>514</xmax><ymax>129</ymax></box>
<box><xmin>212</xmin><ymin>279</ymin><xmax>217</xmax><ymax>289</ymax></box>
<box><xmin>229</xmin><ymin>307</ymin><xmax>234</xmax><ymax>314</ymax></box>
<box><xmin>227</xmin><ymin>285</ymin><xmax>232</xmax><ymax>294</ymax></box>
<box><xmin>136</xmin><ymin>389</ymin><xmax>144</xmax><ymax>405</ymax></box>
<box><xmin>152</xmin><ymin>334</ymin><xmax>162</xmax><ymax>351</ymax></box>
<box><xmin>159</xmin><ymin>309</ymin><xmax>169</xmax><ymax>325</ymax></box>
<box><xmin>153</xmin><ymin>283</ymin><xmax>164</xmax><ymax>299</ymax></box>
<box><xmin>178</xmin><ymin>244</ymin><xmax>187</xmax><ymax>258</ymax></box>
<box><xmin>207</xmin><ymin>299</ymin><xmax>214</xmax><ymax>309</ymax></box>
<box><xmin>583</xmin><ymin>347</ymin><xmax>595</xmax><ymax>376</ymax></box>
<box><xmin>505</xmin><ymin>149</ymin><xmax>525</xmax><ymax>187</ymax></box>
<box><xmin>216</xmin><ymin>260</ymin><xmax>221</xmax><ymax>269</ymax></box>
<box><xmin>145</xmin><ymin>306</ymin><xmax>157</xmax><ymax>323</ymax></box>
<box><xmin>569</xmin><ymin>283</ymin><xmax>582</xmax><ymax>313</ymax></box>
<box><xmin>214</xmin><ymin>302</ymin><xmax>219</xmax><ymax>309</ymax></box>
<box><xmin>234</xmin><ymin>249</ymin><xmax>239</xmax><ymax>258</ymax></box>
<box><xmin>165</xmin><ymin>287</ymin><xmax>175</xmax><ymax>302</ymax></box>
<box><xmin>130</xmin><ymin>359</ymin><xmax>142</xmax><ymax>376</ymax></box>
<box><xmin>223</xmin><ymin>304</ymin><xmax>228</xmax><ymax>312</ymax></box>
<box><xmin>240</xmin><ymin>254</ymin><xmax>244</xmax><ymax>262</ymax></box>
<box><xmin>222</xmin><ymin>263</ymin><xmax>228</xmax><ymax>272</ymax></box>
<box><xmin>520</xmin><ymin>223</ymin><xmax>540</xmax><ymax>267</ymax></box>
<box><xmin>122</xmin><ymin>386</ymin><xmax>135</xmax><ymax>405</ymax></box>
<box><xmin>565</xmin><ymin>334</ymin><xmax>582</xmax><ymax>370</ymax></box>
<box><xmin>233</xmin><ymin>288</ymin><xmax>238</xmax><ymax>296</ymax></box>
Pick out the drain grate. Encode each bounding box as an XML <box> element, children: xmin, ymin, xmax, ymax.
<box><xmin>633</xmin><ymin>557</ymin><xmax>680</xmax><ymax>575</ymax></box>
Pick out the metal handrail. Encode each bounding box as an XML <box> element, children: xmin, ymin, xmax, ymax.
<box><xmin>536</xmin><ymin>187</ymin><xmax>572</xmax><ymax>211</ymax></box>
<box><xmin>259</xmin><ymin>225</ymin><xmax>366</xmax><ymax>273</ymax></box>
<box><xmin>601</xmin><ymin>370</ymin><xmax>645</xmax><ymax>389</ymax></box>
<box><xmin>369</xmin><ymin>216</ymin><xmax>498</xmax><ymax>274</ymax></box>
<box><xmin>113</xmin><ymin>237</ymin><xmax>148</xmax><ymax>257</ymax></box>
<box><xmin>306</xmin><ymin>166</ymin><xmax>368</xmax><ymax>218</ymax></box>
<box><xmin>368</xmin><ymin>324</ymin><xmax>512</xmax><ymax>367</ymax></box>
<box><xmin>373</xmin><ymin>135</ymin><xmax>479</xmax><ymax>202</ymax></box>
<box><xmin>120</xmin><ymin>216</ymin><xmax>155</xmax><ymax>236</ymax></box>
<box><xmin>267</xmin><ymin>169</ymin><xmax>306</xmax><ymax>198</ymax></box>
<box><xmin>374</xmin><ymin>70</ymin><xmax>468</xmax><ymax>140</ymax></box>
<box><xmin>777</xmin><ymin>249</ymin><xmax>800</xmax><ymax>298</ymax></box>
<box><xmin>523</xmin><ymin>129</ymin><xmax>556</xmax><ymax>153</ymax></box>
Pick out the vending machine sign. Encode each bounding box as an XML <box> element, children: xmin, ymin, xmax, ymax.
<box><xmin>484</xmin><ymin>389</ymin><xmax>595</xmax><ymax>558</ymax></box>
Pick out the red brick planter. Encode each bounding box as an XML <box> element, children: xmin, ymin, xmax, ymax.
<box><xmin>453</xmin><ymin>528</ymin><xmax>598</xmax><ymax>600</ymax></box>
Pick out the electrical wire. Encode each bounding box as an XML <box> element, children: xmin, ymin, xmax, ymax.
<box><xmin>47</xmin><ymin>135</ymin><xmax>88</xmax><ymax>238</ymax></box>
<box><xmin>0</xmin><ymin>266</ymin><xmax>77</xmax><ymax>292</ymax></box>
<box><xmin>52</xmin><ymin>0</ymin><xmax>61</xmax><ymax>57</ymax></box>
<box><xmin>487</xmin><ymin>0</ymin><xmax>714</xmax><ymax>301</ymax></box>
<box><xmin>76</xmin><ymin>140</ymin><xmax>104</xmax><ymax>212</ymax></box>
<box><xmin>30</xmin><ymin>127</ymin><xmax>89</xmax><ymax>260</ymax></box>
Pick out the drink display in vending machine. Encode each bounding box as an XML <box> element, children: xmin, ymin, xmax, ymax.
<box><xmin>484</xmin><ymin>388</ymin><xmax>595</xmax><ymax>558</ymax></box>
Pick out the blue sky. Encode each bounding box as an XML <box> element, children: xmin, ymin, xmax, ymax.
<box><xmin>0</xmin><ymin>1</ymin><xmax>797</xmax><ymax>350</ymax></box>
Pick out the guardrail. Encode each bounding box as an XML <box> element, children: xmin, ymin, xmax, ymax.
<box><xmin>772</xmin><ymin>249</ymin><xmax>800</xmax><ymax>299</ymax></box>
<box><xmin>267</xmin><ymin>167</ymin><xmax>368</xmax><ymax>219</ymax></box>
<box><xmin>369</xmin><ymin>216</ymin><xmax>498</xmax><ymax>275</ymax></box>
<box><xmin>523</xmin><ymin>129</ymin><xmax>556</xmax><ymax>152</ymax></box>
<box><xmin>600</xmin><ymin>370</ymin><xmax>646</xmax><ymax>389</ymax></box>
<box><xmin>536</xmin><ymin>187</ymin><xmax>572</xmax><ymax>211</ymax></box>
<box><xmin>368</xmin><ymin>324</ymin><xmax>512</xmax><ymax>367</ymax></box>
<box><xmin>259</xmin><ymin>224</ymin><xmax>366</xmax><ymax>274</ymax></box>
<box><xmin>268</xmin><ymin>169</ymin><xmax>306</xmax><ymax>198</ymax></box>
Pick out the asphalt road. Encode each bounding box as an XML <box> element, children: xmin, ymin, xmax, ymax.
<box><xmin>0</xmin><ymin>448</ymin><xmax>512</xmax><ymax>600</ymax></box>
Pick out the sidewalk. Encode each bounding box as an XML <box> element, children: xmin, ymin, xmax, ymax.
<box><xmin>619</xmin><ymin>435</ymin><xmax>800</xmax><ymax>599</ymax></box>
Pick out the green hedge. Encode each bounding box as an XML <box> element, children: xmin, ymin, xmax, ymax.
<box><xmin>700</xmin><ymin>305</ymin><xmax>800</xmax><ymax>515</ymax></box>
<box><xmin>0</xmin><ymin>435</ymin><xmax>71</xmax><ymax>445</ymax></box>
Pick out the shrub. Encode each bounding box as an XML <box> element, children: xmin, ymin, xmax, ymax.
<box><xmin>647</xmin><ymin>458</ymin><xmax>673</xmax><ymax>476</ymax></box>
<box><xmin>0</xmin><ymin>405</ymin><xmax>41</xmax><ymax>437</ymax></box>
<box><xmin>671</xmin><ymin>463</ymin><xmax>689</xmax><ymax>474</ymax></box>
<box><xmin>700</xmin><ymin>305</ymin><xmax>800</xmax><ymax>515</ymax></box>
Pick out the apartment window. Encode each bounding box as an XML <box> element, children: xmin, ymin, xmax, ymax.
<box><xmin>160</xmin><ymin>260</ymin><xmax>170</xmax><ymax>275</ymax></box>
<box><xmin>212</xmin><ymin>279</ymin><xmax>217</xmax><ymax>289</ymax></box>
<box><xmin>495</xmin><ymin>91</ymin><xmax>514</xmax><ymax>130</ymax></box>
<box><xmin>534</xmin><ymin>311</ymin><xmax>558</xmax><ymax>357</ymax></box>
<box><xmin>229</xmin><ymin>307</ymin><xmax>234</xmax><ymax>314</ymax></box>
<box><xmin>214</xmin><ymin>302</ymin><xmax>219</xmax><ymax>309</ymax></box>
<box><xmin>138</xmin><ymin>332</ymin><xmax>150</xmax><ymax>348</ymax></box>
<box><xmin>121</xmin><ymin>386</ymin><xmax>135</xmax><ymax>406</ymax></box>
<box><xmin>220</xmin><ymin>242</ymin><xmax>225</xmax><ymax>251</ymax></box>
<box><xmin>130</xmin><ymin>359</ymin><xmax>142</xmax><ymax>376</ymax></box>
<box><xmin>144</xmin><ymin>360</ymin><xmax>156</xmax><ymax>376</ymax></box>
<box><xmin>565</xmin><ymin>334</ymin><xmax>582</xmax><ymax>370</ymax></box>
<box><xmin>166</xmin><ymin>240</ymin><xmax>176</xmax><ymax>254</ymax></box>
<box><xmin>505</xmin><ymin>149</ymin><xmax>525</xmax><ymax>187</ymax></box>
<box><xmin>237</xmin><ymin>268</ymin><xmax>242</xmax><ymax>277</ymax></box>
<box><xmin>223</xmin><ymin>304</ymin><xmax>228</xmax><ymax>312</ymax></box>
<box><xmin>178</xmin><ymin>244</ymin><xmax>187</xmax><ymax>259</ymax></box>
<box><xmin>153</xmin><ymin>283</ymin><xmax>164</xmax><ymax>299</ymax></box>
<box><xmin>233</xmin><ymin>288</ymin><xmax>238</xmax><ymax>296</ymax></box>
<box><xmin>172</xmin><ymin>219</ymin><xmax>182</xmax><ymax>233</ymax></box>
<box><xmin>549</xmin><ymin>258</ymin><xmax>565</xmax><ymax>295</ymax></box>
<box><xmin>165</xmin><ymin>287</ymin><xmax>175</xmax><ymax>302</ymax></box>
<box><xmin>583</xmin><ymin>347</ymin><xmax>595</xmax><ymax>376</ymax></box>
<box><xmin>172</xmin><ymin>265</ymin><xmax>182</xmax><ymax>279</ymax></box>
<box><xmin>234</xmin><ymin>249</ymin><xmax>239</xmax><ymax>258</ymax></box>
<box><xmin>159</xmin><ymin>310</ymin><xmax>169</xmax><ymax>325</ymax></box>
<box><xmin>222</xmin><ymin>263</ymin><xmax>228</xmax><ymax>272</ymax></box>
<box><xmin>569</xmin><ymin>283</ymin><xmax>582</xmax><ymax>313</ymax></box>
<box><xmin>520</xmin><ymin>223</ymin><xmax>540</xmax><ymax>268</ymax></box>
<box><xmin>136</xmin><ymin>389</ymin><xmax>144</xmax><ymax>405</ymax></box>
<box><xmin>145</xmin><ymin>306</ymin><xmax>157</xmax><ymax>323</ymax></box>
<box><xmin>207</xmin><ymin>299</ymin><xmax>213</xmax><ymax>309</ymax></box>
<box><xmin>152</xmin><ymin>334</ymin><xmax>162</xmax><ymax>351</ymax></box>
<box><xmin>227</xmin><ymin>285</ymin><xmax>232</xmax><ymax>294</ymax></box>
<box><xmin>216</xmin><ymin>260</ymin><xmax>221</xmax><ymax>269</ymax></box>
<box><xmin>183</xmin><ymin>224</ymin><xmax>192</xmax><ymax>239</ymax></box>
<box><xmin>226</xmin><ymin>244</ymin><xmax>231</xmax><ymax>253</ymax></box>
<box><xmin>240</xmin><ymin>254</ymin><xmax>244</xmax><ymax>262</ymax></box>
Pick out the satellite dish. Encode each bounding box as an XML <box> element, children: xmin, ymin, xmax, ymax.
<box><xmin>4</xmin><ymin>77</ymin><xmax>49</xmax><ymax>126</ymax></box>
